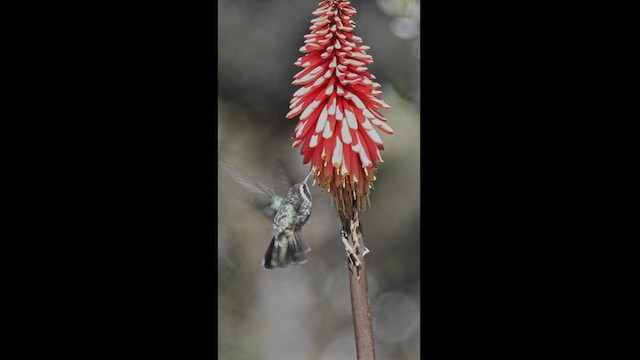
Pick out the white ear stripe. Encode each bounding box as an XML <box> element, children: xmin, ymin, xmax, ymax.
<box><xmin>299</xmin><ymin>183</ymin><xmax>311</xmax><ymax>202</ymax></box>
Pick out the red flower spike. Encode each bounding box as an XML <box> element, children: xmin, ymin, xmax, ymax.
<box><xmin>288</xmin><ymin>0</ymin><xmax>393</xmax><ymax>219</ymax></box>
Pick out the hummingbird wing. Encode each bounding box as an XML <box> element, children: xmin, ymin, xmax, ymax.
<box><xmin>218</xmin><ymin>161</ymin><xmax>283</xmax><ymax>218</ymax></box>
<box><xmin>272</xmin><ymin>158</ymin><xmax>297</xmax><ymax>196</ymax></box>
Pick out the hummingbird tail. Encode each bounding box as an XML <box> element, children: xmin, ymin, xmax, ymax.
<box><xmin>262</xmin><ymin>231</ymin><xmax>311</xmax><ymax>269</ymax></box>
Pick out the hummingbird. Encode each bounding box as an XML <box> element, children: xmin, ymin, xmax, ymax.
<box><xmin>218</xmin><ymin>161</ymin><xmax>313</xmax><ymax>269</ymax></box>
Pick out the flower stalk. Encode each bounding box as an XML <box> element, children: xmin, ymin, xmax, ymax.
<box><xmin>287</xmin><ymin>1</ymin><xmax>393</xmax><ymax>358</ymax></box>
<box><xmin>343</xmin><ymin>210</ymin><xmax>376</xmax><ymax>359</ymax></box>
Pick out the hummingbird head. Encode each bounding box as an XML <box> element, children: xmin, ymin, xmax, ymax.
<box><xmin>298</xmin><ymin>171</ymin><xmax>313</xmax><ymax>202</ymax></box>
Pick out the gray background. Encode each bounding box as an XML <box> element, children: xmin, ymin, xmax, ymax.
<box><xmin>218</xmin><ymin>1</ymin><xmax>420</xmax><ymax>359</ymax></box>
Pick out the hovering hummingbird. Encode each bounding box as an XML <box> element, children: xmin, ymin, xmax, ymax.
<box><xmin>218</xmin><ymin>161</ymin><xmax>313</xmax><ymax>269</ymax></box>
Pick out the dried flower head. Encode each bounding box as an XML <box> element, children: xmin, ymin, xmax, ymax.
<box><xmin>286</xmin><ymin>0</ymin><xmax>393</xmax><ymax>220</ymax></box>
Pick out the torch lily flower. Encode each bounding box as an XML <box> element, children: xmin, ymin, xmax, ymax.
<box><xmin>286</xmin><ymin>0</ymin><xmax>393</xmax><ymax>220</ymax></box>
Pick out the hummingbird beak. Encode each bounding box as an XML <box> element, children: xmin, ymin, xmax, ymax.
<box><xmin>304</xmin><ymin>171</ymin><xmax>313</xmax><ymax>184</ymax></box>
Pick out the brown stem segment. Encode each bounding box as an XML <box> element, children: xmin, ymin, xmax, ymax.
<box><xmin>343</xmin><ymin>211</ymin><xmax>376</xmax><ymax>360</ymax></box>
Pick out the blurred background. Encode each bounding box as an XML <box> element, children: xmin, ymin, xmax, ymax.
<box><xmin>218</xmin><ymin>0</ymin><xmax>420</xmax><ymax>359</ymax></box>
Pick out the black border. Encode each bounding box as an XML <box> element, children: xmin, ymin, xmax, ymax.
<box><xmin>36</xmin><ymin>0</ymin><xmax>601</xmax><ymax>358</ymax></box>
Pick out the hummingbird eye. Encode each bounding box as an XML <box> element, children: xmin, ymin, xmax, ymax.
<box><xmin>302</xmin><ymin>184</ymin><xmax>312</xmax><ymax>200</ymax></box>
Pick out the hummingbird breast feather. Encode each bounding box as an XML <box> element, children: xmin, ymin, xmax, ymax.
<box><xmin>273</xmin><ymin>204</ymin><xmax>296</xmax><ymax>236</ymax></box>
